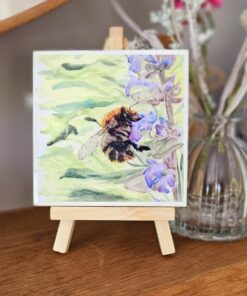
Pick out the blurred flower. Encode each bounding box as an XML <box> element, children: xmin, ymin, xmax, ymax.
<box><xmin>240</xmin><ymin>10</ymin><xmax>247</xmax><ymax>31</ymax></box>
<box><xmin>203</xmin><ymin>0</ymin><xmax>223</xmax><ymax>8</ymax></box>
<box><xmin>174</xmin><ymin>0</ymin><xmax>184</xmax><ymax>9</ymax></box>
<box><xmin>144</xmin><ymin>159</ymin><xmax>176</xmax><ymax>193</ymax></box>
<box><xmin>174</xmin><ymin>0</ymin><xmax>223</xmax><ymax>10</ymax></box>
<box><xmin>129</xmin><ymin>111</ymin><xmax>158</xmax><ymax>143</ymax></box>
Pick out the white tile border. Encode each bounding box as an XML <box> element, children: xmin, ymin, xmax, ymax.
<box><xmin>33</xmin><ymin>49</ymin><xmax>189</xmax><ymax>207</ymax></box>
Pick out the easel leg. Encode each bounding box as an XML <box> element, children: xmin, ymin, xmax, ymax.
<box><xmin>53</xmin><ymin>220</ymin><xmax>75</xmax><ymax>253</ymax></box>
<box><xmin>154</xmin><ymin>221</ymin><xmax>175</xmax><ymax>255</ymax></box>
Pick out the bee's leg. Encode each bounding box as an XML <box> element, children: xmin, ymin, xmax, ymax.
<box><xmin>108</xmin><ymin>142</ymin><xmax>127</xmax><ymax>162</ymax></box>
<box><xmin>102</xmin><ymin>144</ymin><xmax>109</xmax><ymax>153</ymax></box>
<box><xmin>126</xmin><ymin>150</ymin><xmax>134</xmax><ymax>157</ymax></box>
<box><xmin>109</xmin><ymin>149</ymin><xmax>117</xmax><ymax>161</ymax></box>
<box><xmin>118</xmin><ymin>154</ymin><xmax>125</xmax><ymax>162</ymax></box>
<box><xmin>131</xmin><ymin>142</ymin><xmax>150</xmax><ymax>152</ymax></box>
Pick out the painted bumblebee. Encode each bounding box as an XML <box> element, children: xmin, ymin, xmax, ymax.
<box><xmin>78</xmin><ymin>107</ymin><xmax>150</xmax><ymax>162</ymax></box>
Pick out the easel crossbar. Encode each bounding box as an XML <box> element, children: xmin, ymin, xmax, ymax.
<box><xmin>50</xmin><ymin>207</ymin><xmax>175</xmax><ymax>221</ymax></box>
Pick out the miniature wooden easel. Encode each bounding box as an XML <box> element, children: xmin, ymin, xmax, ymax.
<box><xmin>50</xmin><ymin>27</ymin><xmax>176</xmax><ymax>256</ymax></box>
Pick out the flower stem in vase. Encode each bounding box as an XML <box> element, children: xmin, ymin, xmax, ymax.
<box><xmin>173</xmin><ymin>115</ymin><xmax>247</xmax><ymax>241</ymax></box>
<box><xmin>185</xmin><ymin>0</ymin><xmax>215</xmax><ymax>116</ymax></box>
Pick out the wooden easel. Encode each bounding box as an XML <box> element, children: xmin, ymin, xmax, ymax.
<box><xmin>50</xmin><ymin>27</ymin><xmax>176</xmax><ymax>256</ymax></box>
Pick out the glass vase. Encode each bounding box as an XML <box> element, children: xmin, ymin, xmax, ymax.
<box><xmin>172</xmin><ymin>115</ymin><xmax>247</xmax><ymax>241</ymax></box>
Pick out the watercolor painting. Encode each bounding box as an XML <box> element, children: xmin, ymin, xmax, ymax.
<box><xmin>33</xmin><ymin>50</ymin><xmax>188</xmax><ymax>206</ymax></box>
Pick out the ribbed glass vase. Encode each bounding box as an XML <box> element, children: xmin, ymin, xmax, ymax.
<box><xmin>172</xmin><ymin>115</ymin><xmax>247</xmax><ymax>241</ymax></box>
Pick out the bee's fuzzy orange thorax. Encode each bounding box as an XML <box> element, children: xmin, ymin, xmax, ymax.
<box><xmin>101</xmin><ymin>106</ymin><xmax>136</xmax><ymax>127</ymax></box>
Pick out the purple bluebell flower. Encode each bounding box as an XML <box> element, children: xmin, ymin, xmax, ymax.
<box><xmin>164</xmin><ymin>75</ymin><xmax>176</xmax><ymax>92</ymax></box>
<box><xmin>128</xmin><ymin>55</ymin><xmax>141</xmax><ymax>73</ymax></box>
<box><xmin>125</xmin><ymin>75</ymin><xmax>159</xmax><ymax>97</ymax></box>
<box><xmin>159</xmin><ymin>56</ymin><xmax>175</xmax><ymax>69</ymax></box>
<box><xmin>144</xmin><ymin>159</ymin><xmax>176</xmax><ymax>194</ymax></box>
<box><xmin>129</xmin><ymin>111</ymin><xmax>158</xmax><ymax>143</ymax></box>
<box><xmin>157</xmin><ymin>173</ymin><xmax>176</xmax><ymax>193</ymax></box>
<box><xmin>143</xmin><ymin>55</ymin><xmax>175</xmax><ymax>70</ymax></box>
<box><xmin>129</xmin><ymin>122</ymin><xmax>142</xmax><ymax>143</ymax></box>
<box><xmin>144</xmin><ymin>159</ymin><xmax>166</xmax><ymax>188</ymax></box>
<box><xmin>128</xmin><ymin>55</ymin><xmax>175</xmax><ymax>75</ymax></box>
<box><xmin>144</xmin><ymin>55</ymin><xmax>158</xmax><ymax>64</ymax></box>
<box><xmin>155</xmin><ymin>117</ymin><xmax>169</xmax><ymax>138</ymax></box>
<box><xmin>128</xmin><ymin>56</ymin><xmax>137</xmax><ymax>63</ymax></box>
<box><xmin>165</xmin><ymin>81</ymin><xmax>174</xmax><ymax>92</ymax></box>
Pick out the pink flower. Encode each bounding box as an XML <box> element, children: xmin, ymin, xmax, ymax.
<box><xmin>174</xmin><ymin>0</ymin><xmax>184</xmax><ymax>9</ymax></box>
<box><xmin>203</xmin><ymin>0</ymin><xmax>224</xmax><ymax>8</ymax></box>
<box><xmin>174</xmin><ymin>0</ymin><xmax>223</xmax><ymax>10</ymax></box>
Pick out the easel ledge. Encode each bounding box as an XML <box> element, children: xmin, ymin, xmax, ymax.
<box><xmin>50</xmin><ymin>27</ymin><xmax>176</xmax><ymax>256</ymax></box>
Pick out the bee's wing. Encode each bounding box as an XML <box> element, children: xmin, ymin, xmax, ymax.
<box><xmin>78</xmin><ymin>130</ymin><xmax>103</xmax><ymax>160</ymax></box>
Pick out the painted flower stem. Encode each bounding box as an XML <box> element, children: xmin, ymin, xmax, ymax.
<box><xmin>158</xmin><ymin>69</ymin><xmax>178</xmax><ymax>200</ymax></box>
<box><xmin>158</xmin><ymin>70</ymin><xmax>174</xmax><ymax>127</ymax></box>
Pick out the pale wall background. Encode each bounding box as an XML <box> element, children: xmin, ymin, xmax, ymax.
<box><xmin>0</xmin><ymin>0</ymin><xmax>246</xmax><ymax>211</ymax></box>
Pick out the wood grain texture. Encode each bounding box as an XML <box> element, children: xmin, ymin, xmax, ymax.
<box><xmin>50</xmin><ymin>207</ymin><xmax>175</xmax><ymax>221</ymax></box>
<box><xmin>103</xmin><ymin>26</ymin><xmax>128</xmax><ymax>50</ymax></box>
<box><xmin>0</xmin><ymin>0</ymin><xmax>69</xmax><ymax>34</ymax></box>
<box><xmin>0</xmin><ymin>207</ymin><xmax>246</xmax><ymax>296</ymax></box>
<box><xmin>155</xmin><ymin>221</ymin><xmax>175</xmax><ymax>255</ymax></box>
<box><xmin>53</xmin><ymin>220</ymin><xmax>75</xmax><ymax>253</ymax></box>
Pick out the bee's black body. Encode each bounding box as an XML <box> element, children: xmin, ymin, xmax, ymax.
<box><xmin>102</xmin><ymin>107</ymin><xmax>150</xmax><ymax>162</ymax></box>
